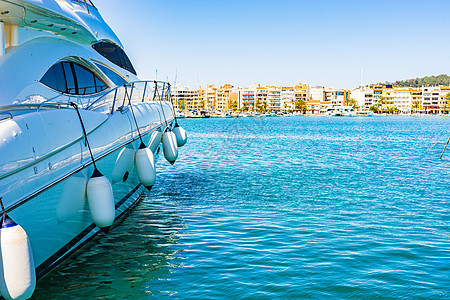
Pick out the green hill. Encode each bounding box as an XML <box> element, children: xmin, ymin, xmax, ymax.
<box><xmin>382</xmin><ymin>74</ymin><xmax>450</xmax><ymax>87</ymax></box>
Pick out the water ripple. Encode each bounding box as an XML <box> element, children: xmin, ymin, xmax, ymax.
<box><xmin>34</xmin><ymin>117</ymin><xmax>449</xmax><ymax>299</ymax></box>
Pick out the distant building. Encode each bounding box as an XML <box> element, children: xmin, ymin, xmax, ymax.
<box><xmin>308</xmin><ymin>86</ymin><xmax>324</xmax><ymax>114</ymax></box>
<box><xmin>240</xmin><ymin>85</ymin><xmax>257</xmax><ymax>110</ymax></box>
<box><xmin>217</xmin><ymin>84</ymin><xmax>233</xmax><ymax>111</ymax></box>
<box><xmin>172</xmin><ymin>81</ymin><xmax>450</xmax><ymax>115</ymax></box>
<box><xmin>281</xmin><ymin>86</ymin><xmax>295</xmax><ymax>111</ymax></box>
<box><xmin>256</xmin><ymin>86</ymin><xmax>268</xmax><ymax>111</ymax></box>
<box><xmin>382</xmin><ymin>85</ymin><xmax>395</xmax><ymax>110</ymax></box>
<box><xmin>350</xmin><ymin>87</ymin><xmax>373</xmax><ymax>110</ymax></box>
<box><xmin>439</xmin><ymin>86</ymin><xmax>450</xmax><ymax>113</ymax></box>
<box><xmin>372</xmin><ymin>84</ymin><xmax>383</xmax><ymax>105</ymax></box>
<box><xmin>171</xmin><ymin>84</ymin><xmax>199</xmax><ymax>111</ymax></box>
<box><xmin>422</xmin><ymin>86</ymin><xmax>440</xmax><ymax>113</ymax></box>
<box><xmin>309</xmin><ymin>86</ymin><xmax>324</xmax><ymax>109</ymax></box>
<box><xmin>392</xmin><ymin>87</ymin><xmax>413</xmax><ymax>113</ymax></box>
<box><xmin>322</xmin><ymin>88</ymin><xmax>348</xmax><ymax>112</ymax></box>
<box><xmin>267</xmin><ymin>86</ymin><xmax>281</xmax><ymax>111</ymax></box>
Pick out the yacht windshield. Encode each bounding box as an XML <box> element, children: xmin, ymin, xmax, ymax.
<box><xmin>92</xmin><ymin>42</ymin><xmax>137</xmax><ymax>75</ymax></box>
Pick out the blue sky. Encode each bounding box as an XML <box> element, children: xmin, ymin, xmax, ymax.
<box><xmin>95</xmin><ymin>0</ymin><xmax>450</xmax><ymax>89</ymax></box>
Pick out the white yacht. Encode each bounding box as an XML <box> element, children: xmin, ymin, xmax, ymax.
<box><xmin>0</xmin><ymin>0</ymin><xmax>183</xmax><ymax>297</ymax></box>
<box><xmin>325</xmin><ymin>105</ymin><xmax>357</xmax><ymax>117</ymax></box>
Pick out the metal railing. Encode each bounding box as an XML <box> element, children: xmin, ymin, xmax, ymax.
<box><xmin>0</xmin><ymin>112</ymin><xmax>13</xmax><ymax>121</ymax></box>
<box><xmin>35</xmin><ymin>81</ymin><xmax>172</xmax><ymax>113</ymax></box>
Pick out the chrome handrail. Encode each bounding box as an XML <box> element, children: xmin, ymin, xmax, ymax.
<box><xmin>86</xmin><ymin>80</ymin><xmax>171</xmax><ymax>114</ymax></box>
<box><xmin>33</xmin><ymin>80</ymin><xmax>172</xmax><ymax>114</ymax></box>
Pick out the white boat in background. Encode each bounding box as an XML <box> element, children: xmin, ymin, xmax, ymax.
<box><xmin>325</xmin><ymin>105</ymin><xmax>357</xmax><ymax>117</ymax></box>
<box><xmin>0</xmin><ymin>0</ymin><xmax>184</xmax><ymax>297</ymax></box>
<box><xmin>176</xmin><ymin>111</ymin><xmax>186</xmax><ymax>118</ymax></box>
<box><xmin>356</xmin><ymin>110</ymin><xmax>374</xmax><ymax>117</ymax></box>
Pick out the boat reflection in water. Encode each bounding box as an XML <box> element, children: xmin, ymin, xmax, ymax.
<box><xmin>33</xmin><ymin>195</ymin><xmax>185</xmax><ymax>299</ymax></box>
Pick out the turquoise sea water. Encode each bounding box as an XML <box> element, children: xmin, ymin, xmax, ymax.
<box><xmin>35</xmin><ymin>117</ymin><xmax>449</xmax><ymax>299</ymax></box>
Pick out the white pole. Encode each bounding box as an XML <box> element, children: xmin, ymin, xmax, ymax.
<box><xmin>0</xmin><ymin>22</ymin><xmax>5</xmax><ymax>56</ymax></box>
<box><xmin>11</xmin><ymin>25</ymin><xmax>19</xmax><ymax>46</ymax></box>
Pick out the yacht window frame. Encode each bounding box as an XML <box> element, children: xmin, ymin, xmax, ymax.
<box><xmin>40</xmin><ymin>61</ymin><xmax>108</xmax><ymax>96</ymax></box>
<box><xmin>92</xmin><ymin>41</ymin><xmax>137</xmax><ymax>75</ymax></box>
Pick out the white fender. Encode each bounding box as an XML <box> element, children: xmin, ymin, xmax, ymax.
<box><xmin>148</xmin><ymin>130</ymin><xmax>163</xmax><ymax>153</ymax></box>
<box><xmin>111</xmin><ymin>146</ymin><xmax>135</xmax><ymax>183</ymax></box>
<box><xmin>162</xmin><ymin>129</ymin><xmax>178</xmax><ymax>165</ymax></box>
<box><xmin>56</xmin><ymin>174</ymin><xmax>88</xmax><ymax>223</ymax></box>
<box><xmin>86</xmin><ymin>169</ymin><xmax>115</xmax><ymax>233</ymax></box>
<box><xmin>173</xmin><ymin>123</ymin><xmax>188</xmax><ymax>147</ymax></box>
<box><xmin>0</xmin><ymin>216</ymin><xmax>36</xmax><ymax>300</ymax></box>
<box><xmin>135</xmin><ymin>145</ymin><xmax>156</xmax><ymax>191</ymax></box>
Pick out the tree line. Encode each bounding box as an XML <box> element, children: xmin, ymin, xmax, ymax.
<box><xmin>380</xmin><ymin>74</ymin><xmax>450</xmax><ymax>88</ymax></box>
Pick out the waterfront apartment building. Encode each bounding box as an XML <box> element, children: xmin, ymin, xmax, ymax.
<box><xmin>217</xmin><ymin>84</ymin><xmax>234</xmax><ymax>111</ymax></box>
<box><xmin>372</xmin><ymin>84</ymin><xmax>384</xmax><ymax>110</ymax></box>
<box><xmin>294</xmin><ymin>83</ymin><xmax>310</xmax><ymax>108</ymax></box>
<box><xmin>255</xmin><ymin>86</ymin><xmax>268</xmax><ymax>111</ymax></box>
<box><xmin>350</xmin><ymin>87</ymin><xmax>374</xmax><ymax>110</ymax></box>
<box><xmin>240</xmin><ymin>88</ymin><xmax>256</xmax><ymax>110</ymax></box>
<box><xmin>309</xmin><ymin>86</ymin><xmax>325</xmax><ymax>113</ymax></box>
<box><xmin>267</xmin><ymin>86</ymin><xmax>281</xmax><ymax>111</ymax></box>
<box><xmin>171</xmin><ymin>84</ymin><xmax>199</xmax><ymax>111</ymax></box>
<box><xmin>421</xmin><ymin>86</ymin><xmax>440</xmax><ymax>113</ymax></box>
<box><xmin>381</xmin><ymin>85</ymin><xmax>395</xmax><ymax>110</ymax></box>
<box><xmin>322</xmin><ymin>88</ymin><xmax>349</xmax><ymax>111</ymax></box>
<box><xmin>280</xmin><ymin>86</ymin><xmax>295</xmax><ymax>111</ymax></box>
<box><xmin>392</xmin><ymin>87</ymin><xmax>413</xmax><ymax>113</ymax></box>
<box><xmin>439</xmin><ymin>86</ymin><xmax>450</xmax><ymax>113</ymax></box>
<box><xmin>172</xmin><ymin>83</ymin><xmax>450</xmax><ymax>114</ymax></box>
<box><xmin>411</xmin><ymin>88</ymin><xmax>422</xmax><ymax>112</ymax></box>
<box><xmin>198</xmin><ymin>85</ymin><xmax>218</xmax><ymax>111</ymax></box>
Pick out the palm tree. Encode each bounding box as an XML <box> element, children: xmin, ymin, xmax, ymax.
<box><xmin>411</xmin><ymin>100</ymin><xmax>421</xmax><ymax>113</ymax></box>
<box><xmin>443</xmin><ymin>93</ymin><xmax>450</xmax><ymax>114</ymax></box>
<box><xmin>256</xmin><ymin>99</ymin><xmax>266</xmax><ymax>112</ymax></box>
<box><xmin>369</xmin><ymin>105</ymin><xmax>379</xmax><ymax>113</ymax></box>
<box><xmin>293</xmin><ymin>99</ymin><xmax>307</xmax><ymax>113</ymax></box>
<box><xmin>376</xmin><ymin>96</ymin><xmax>387</xmax><ymax>113</ymax></box>
<box><xmin>347</xmin><ymin>98</ymin><xmax>358</xmax><ymax>109</ymax></box>
<box><xmin>199</xmin><ymin>100</ymin><xmax>206</xmax><ymax>111</ymax></box>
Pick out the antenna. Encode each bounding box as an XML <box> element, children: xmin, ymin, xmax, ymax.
<box><xmin>361</xmin><ymin>67</ymin><xmax>365</xmax><ymax>89</ymax></box>
<box><xmin>174</xmin><ymin>68</ymin><xmax>178</xmax><ymax>86</ymax></box>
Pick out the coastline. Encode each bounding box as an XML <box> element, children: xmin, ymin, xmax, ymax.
<box><xmin>180</xmin><ymin>113</ymin><xmax>450</xmax><ymax>119</ymax></box>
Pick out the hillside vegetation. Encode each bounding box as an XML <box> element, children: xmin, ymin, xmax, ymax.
<box><xmin>381</xmin><ymin>74</ymin><xmax>450</xmax><ymax>87</ymax></box>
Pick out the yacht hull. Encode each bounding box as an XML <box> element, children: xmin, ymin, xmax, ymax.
<box><xmin>0</xmin><ymin>100</ymin><xmax>174</xmax><ymax>278</ymax></box>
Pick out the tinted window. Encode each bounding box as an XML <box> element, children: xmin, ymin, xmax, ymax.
<box><xmin>41</xmin><ymin>61</ymin><xmax>108</xmax><ymax>95</ymax></box>
<box><xmin>62</xmin><ymin>62</ymin><xmax>76</xmax><ymax>94</ymax></box>
<box><xmin>40</xmin><ymin>63</ymin><xmax>66</xmax><ymax>93</ymax></box>
<box><xmin>92</xmin><ymin>42</ymin><xmax>137</xmax><ymax>75</ymax></box>
<box><xmin>94</xmin><ymin>76</ymin><xmax>107</xmax><ymax>93</ymax></box>
<box><xmin>73</xmin><ymin>64</ymin><xmax>96</xmax><ymax>95</ymax></box>
<box><xmin>95</xmin><ymin>63</ymin><xmax>127</xmax><ymax>86</ymax></box>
